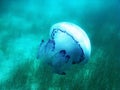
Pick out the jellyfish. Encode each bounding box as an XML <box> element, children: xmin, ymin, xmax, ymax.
<box><xmin>37</xmin><ymin>22</ymin><xmax>91</xmax><ymax>75</ymax></box>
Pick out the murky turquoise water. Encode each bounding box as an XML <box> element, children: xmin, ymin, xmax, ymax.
<box><xmin>0</xmin><ymin>0</ymin><xmax>120</xmax><ymax>89</ymax></box>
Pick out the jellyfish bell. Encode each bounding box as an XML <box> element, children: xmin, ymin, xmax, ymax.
<box><xmin>50</xmin><ymin>22</ymin><xmax>91</xmax><ymax>63</ymax></box>
<box><xmin>37</xmin><ymin>22</ymin><xmax>91</xmax><ymax>75</ymax></box>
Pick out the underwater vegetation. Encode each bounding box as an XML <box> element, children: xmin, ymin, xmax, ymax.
<box><xmin>0</xmin><ymin>0</ymin><xmax>120</xmax><ymax>89</ymax></box>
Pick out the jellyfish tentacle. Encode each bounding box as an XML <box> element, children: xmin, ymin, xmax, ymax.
<box><xmin>61</xmin><ymin>72</ymin><xmax>66</xmax><ymax>75</ymax></box>
<box><xmin>45</xmin><ymin>39</ymin><xmax>55</xmax><ymax>53</ymax></box>
<box><xmin>56</xmin><ymin>71</ymin><xmax>66</xmax><ymax>75</ymax></box>
<box><xmin>37</xmin><ymin>39</ymin><xmax>55</xmax><ymax>59</ymax></box>
<box><xmin>72</xmin><ymin>46</ymin><xmax>85</xmax><ymax>64</ymax></box>
<box><xmin>50</xmin><ymin>50</ymin><xmax>72</xmax><ymax>75</ymax></box>
<box><xmin>65</xmin><ymin>55</ymin><xmax>70</xmax><ymax>63</ymax></box>
<box><xmin>50</xmin><ymin>50</ymin><xmax>67</xmax><ymax>74</ymax></box>
<box><xmin>52</xmin><ymin>50</ymin><xmax>66</xmax><ymax>66</ymax></box>
<box><xmin>37</xmin><ymin>39</ymin><xmax>46</xmax><ymax>59</ymax></box>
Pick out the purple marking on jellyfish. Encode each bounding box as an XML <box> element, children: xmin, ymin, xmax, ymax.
<box><xmin>59</xmin><ymin>50</ymin><xmax>66</xmax><ymax>57</ymax></box>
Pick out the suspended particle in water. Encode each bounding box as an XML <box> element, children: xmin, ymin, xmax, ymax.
<box><xmin>37</xmin><ymin>22</ymin><xmax>91</xmax><ymax>75</ymax></box>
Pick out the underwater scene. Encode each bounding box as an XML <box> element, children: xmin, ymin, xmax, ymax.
<box><xmin>0</xmin><ymin>0</ymin><xmax>120</xmax><ymax>90</ymax></box>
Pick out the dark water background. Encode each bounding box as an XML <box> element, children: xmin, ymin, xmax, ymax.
<box><xmin>0</xmin><ymin>0</ymin><xmax>120</xmax><ymax>89</ymax></box>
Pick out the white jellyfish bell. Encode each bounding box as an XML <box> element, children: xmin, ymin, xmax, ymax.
<box><xmin>37</xmin><ymin>22</ymin><xmax>91</xmax><ymax>75</ymax></box>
